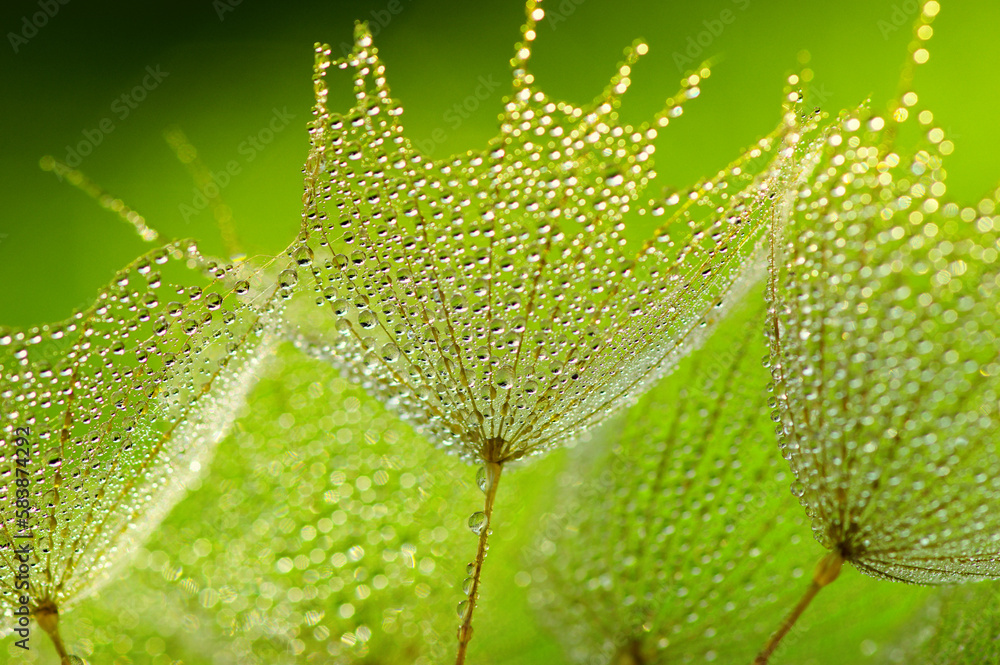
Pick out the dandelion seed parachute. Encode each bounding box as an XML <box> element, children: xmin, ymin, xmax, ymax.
<box><xmin>767</xmin><ymin>100</ymin><xmax>1000</xmax><ymax>586</ymax></box>
<box><xmin>285</xmin><ymin>6</ymin><xmax>814</xmax><ymax>468</ymax></box>
<box><xmin>535</xmin><ymin>296</ymin><xmax>815</xmax><ymax>664</ymax></box>
<box><xmin>0</xmin><ymin>241</ymin><xmax>285</xmax><ymax>653</ymax></box>
<box><xmin>283</xmin><ymin>1</ymin><xmax>829</xmax><ymax>660</ymax></box>
<box><xmin>754</xmin><ymin>5</ymin><xmax>1000</xmax><ymax>662</ymax></box>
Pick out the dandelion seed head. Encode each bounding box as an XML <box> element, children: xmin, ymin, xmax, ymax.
<box><xmin>0</xmin><ymin>242</ymin><xmax>283</xmax><ymax>616</ymax></box>
<box><xmin>288</xmin><ymin>19</ymin><xmax>818</xmax><ymax>466</ymax></box>
<box><xmin>535</xmin><ymin>298</ymin><xmax>895</xmax><ymax>663</ymax></box>
<box><xmin>767</xmin><ymin>100</ymin><xmax>1000</xmax><ymax>584</ymax></box>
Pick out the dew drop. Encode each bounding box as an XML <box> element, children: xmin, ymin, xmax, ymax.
<box><xmin>279</xmin><ymin>268</ymin><xmax>299</xmax><ymax>289</ymax></box>
<box><xmin>380</xmin><ymin>342</ymin><xmax>400</xmax><ymax>363</ymax></box>
<box><xmin>468</xmin><ymin>511</ymin><xmax>488</xmax><ymax>535</ymax></box>
<box><xmin>332</xmin><ymin>299</ymin><xmax>350</xmax><ymax>316</ymax></box>
<box><xmin>495</xmin><ymin>366</ymin><xmax>515</xmax><ymax>390</ymax></box>
<box><xmin>293</xmin><ymin>245</ymin><xmax>314</xmax><ymax>266</ymax></box>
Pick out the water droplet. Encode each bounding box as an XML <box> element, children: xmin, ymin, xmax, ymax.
<box><xmin>380</xmin><ymin>342</ymin><xmax>400</xmax><ymax>363</ymax></box>
<box><xmin>293</xmin><ymin>245</ymin><xmax>314</xmax><ymax>266</ymax></box>
<box><xmin>468</xmin><ymin>511</ymin><xmax>488</xmax><ymax>535</ymax></box>
<box><xmin>279</xmin><ymin>268</ymin><xmax>299</xmax><ymax>288</ymax></box>
<box><xmin>332</xmin><ymin>298</ymin><xmax>350</xmax><ymax>316</ymax></box>
<box><xmin>495</xmin><ymin>366</ymin><xmax>514</xmax><ymax>390</ymax></box>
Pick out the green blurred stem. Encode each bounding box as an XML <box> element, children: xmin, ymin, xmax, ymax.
<box><xmin>455</xmin><ymin>462</ymin><xmax>503</xmax><ymax>665</ymax></box>
<box><xmin>616</xmin><ymin>638</ymin><xmax>646</xmax><ymax>664</ymax></box>
<box><xmin>752</xmin><ymin>551</ymin><xmax>843</xmax><ymax>665</ymax></box>
<box><xmin>35</xmin><ymin>601</ymin><xmax>71</xmax><ymax>665</ymax></box>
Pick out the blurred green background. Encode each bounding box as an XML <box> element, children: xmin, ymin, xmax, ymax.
<box><xmin>1</xmin><ymin>0</ymin><xmax>998</xmax><ymax>663</ymax></box>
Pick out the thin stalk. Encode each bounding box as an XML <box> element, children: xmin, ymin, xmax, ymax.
<box><xmin>34</xmin><ymin>601</ymin><xmax>71</xmax><ymax>665</ymax></box>
<box><xmin>455</xmin><ymin>461</ymin><xmax>503</xmax><ymax>665</ymax></box>
<box><xmin>752</xmin><ymin>551</ymin><xmax>843</xmax><ymax>665</ymax></box>
<box><xmin>616</xmin><ymin>637</ymin><xmax>646</xmax><ymax>665</ymax></box>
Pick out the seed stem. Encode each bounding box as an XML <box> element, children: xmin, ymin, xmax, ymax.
<box><xmin>752</xmin><ymin>551</ymin><xmax>843</xmax><ymax>665</ymax></box>
<box><xmin>35</xmin><ymin>601</ymin><xmax>72</xmax><ymax>665</ymax></box>
<box><xmin>455</xmin><ymin>461</ymin><xmax>503</xmax><ymax>665</ymax></box>
<box><xmin>616</xmin><ymin>637</ymin><xmax>646</xmax><ymax>665</ymax></box>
